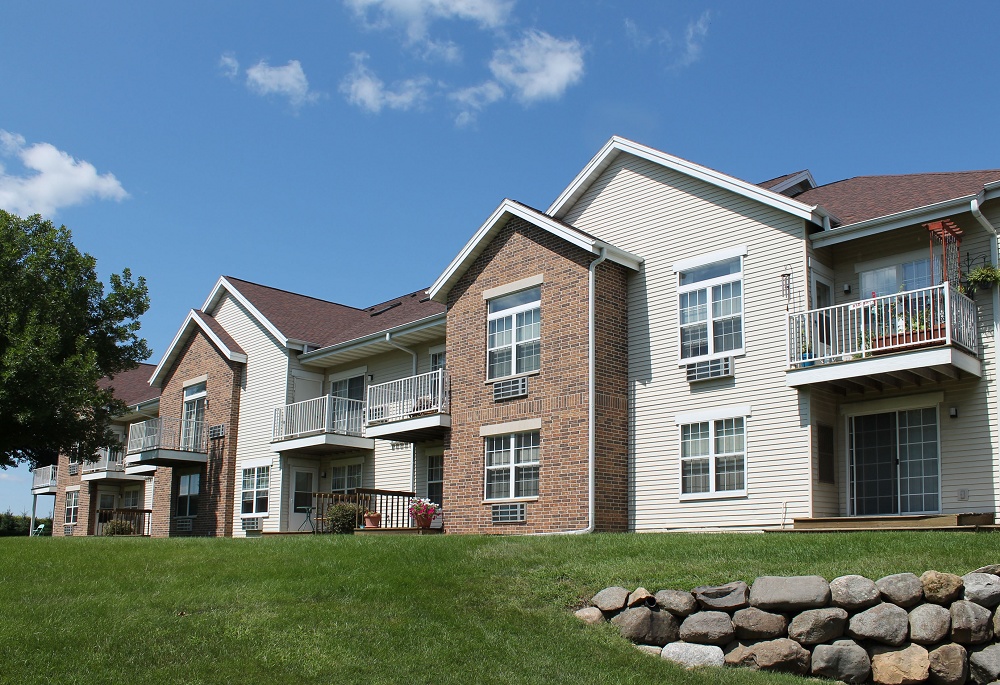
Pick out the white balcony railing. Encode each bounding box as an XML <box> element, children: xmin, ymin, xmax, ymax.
<box><xmin>32</xmin><ymin>465</ymin><xmax>58</xmax><ymax>489</ymax></box>
<box><xmin>365</xmin><ymin>369</ymin><xmax>450</xmax><ymax>426</ymax></box>
<box><xmin>272</xmin><ymin>395</ymin><xmax>366</xmax><ymax>441</ymax></box>
<box><xmin>788</xmin><ymin>283</ymin><xmax>978</xmax><ymax>369</ymax></box>
<box><xmin>82</xmin><ymin>446</ymin><xmax>126</xmax><ymax>474</ymax></box>
<box><xmin>127</xmin><ymin>417</ymin><xmax>208</xmax><ymax>454</ymax></box>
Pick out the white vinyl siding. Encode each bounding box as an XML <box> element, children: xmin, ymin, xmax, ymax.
<box><xmin>562</xmin><ymin>153</ymin><xmax>813</xmax><ymax>530</ymax></box>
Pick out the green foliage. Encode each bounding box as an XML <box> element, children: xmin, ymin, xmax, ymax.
<box><xmin>102</xmin><ymin>519</ymin><xmax>135</xmax><ymax>536</ymax></box>
<box><xmin>0</xmin><ymin>210</ymin><xmax>150</xmax><ymax>468</ymax></box>
<box><xmin>0</xmin><ymin>510</ymin><xmax>52</xmax><ymax>536</ymax></box>
<box><xmin>966</xmin><ymin>263</ymin><xmax>1000</xmax><ymax>291</ymax></box>
<box><xmin>325</xmin><ymin>503</ymin><xmax>359</xmax><ymax>534</ymax></box>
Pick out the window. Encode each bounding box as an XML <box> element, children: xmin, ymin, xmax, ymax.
<box><xmin>64</xmin><ymin>491</ymin><xmax>79</xmax><ymax>524</ymax></box>
<box><xmin>487</xmin><ymin>287</ymin><xmax>541</xmax><ymax>379</ymax></box>
<box><xmin>427</xmin><ymin>454</ymin><xmax>443</xmax><ymax>504</ymax></box>
<box><xmin>677</xmin><ymin>257</ymin><xmax>743</xmax><ymax>361</ymax></box>
<box><xmin>123</xmin><ymin>488</ymin><xmax>141</xmax><ymax>509</ymax></box>
<box><xmin>331</xmin><ymin>463</ymin><xmax>362</xmax><ymax>493</ymax></box>
<box><xmin>860</xmin><ymin>257</ymin><xmax>941</xmax><ymax>297</ymax></box>
<box><xmin>242</xmin><ymin>466</ymin><xmax>270</xmax><ymax>515</ymax></box>
<box><xmin>430</xmin><ymin>350</ymin><xmax>446</xmax><ymax>372</ymax></box>
<box><xmin>330</xmin><ymin>375</ymin><xmax>365</xmax><ymax>434</ymax></box>
<box><xmin>182</xmin><ymin>382</ymin><xmax>206</xmax><ymax>451</ymax></box>
<box><xmin>485</xmin><ymin>431</ymin><xmax>540</xmax><ymax>500</ymax></box>
<box><xmin>176</xmin><ymin>472</ymin><xmax>200</xmax><ymax>517</ymax></box>
<box><xmin>680</xmin><ymin>417</ymin><xmax>746</xmax><ymax>497</ymax></box>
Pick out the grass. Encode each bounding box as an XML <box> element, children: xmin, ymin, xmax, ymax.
<box><xmin>0</xmin><ymin>531</ymin><xmax>997</xmax><ymax>684</ymax></box>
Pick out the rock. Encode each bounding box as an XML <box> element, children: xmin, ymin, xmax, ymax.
<box><xmin>877</xmin><ymin>573</ymin><xmax>924</xmax><ymax>608</ymax></box>
<box><xmin>951</xmin><ymin>600</ymin><xmax>994</xmax><ymax>644</ymax></box>
<box><xmin>870</xmin><ymin>644</ymin><xmax>930</xmax><ymax>685</ymax></box>
<box><xmin>692</xmin><ymin>580</ymin><xmax>749</xmax><ymax>611</ymax></box>
<box><xmin>970</xmin><ymin>644</ymin><xmax>1000</xmax><ymax>685</ymax></box>
<box><xmin>574</xmin><ymin>607</ymin><xmax>605</xmax><ymax>625</ymax></box>
<box><xmin>749</xmin><ymin>575</ymin><xmax>831</xmax><ymax>611</ymax></box>
<box><xmin>732</xmin><ymin>638</ymin><xmax>811</xmax><ymax>675</ymax></box>
<box><xmin>972</xmin><ymin>564</ymin><xmax>1000</xmax><ymax>576</ymax></box>
<box><xmin>921</xmin><ymin>570</ymin><xmax>964</xmax><ymax>604</ymax></box>
<box><xmin>848</xmin><ymin>603</ymin><xmax>910</xmax><ymax>646</ymax></box>
<box><xmin>634</xmin><ymin>644</ymin><xmax>662</xmax><ymax>657</ymax></box>
<box><xmin>724</xmin><ymin>641</ymin><xmax>755</xmax><ymax>667</ymax></box>
<box><xmin>660</xmin><ymin>642</ymin><xmax>724</xmax><ymax>669</ymax></box>
<box><xmin>788</xmin><ymin>607</ymin><xmax>848</xmax><ymax>645</ymax></box>
<box><xmin>679</xmin><ymin>611</ymin><xmax>734</xmax><ymax>645</ymax></box>
<box><xmin>929</xmin><ymin>643</ymin><xmax>968</xmax><ymax>685</ymax></box>
<box><xmin>591</xmin><ymin>586</ymin><xmax>629</xmax><ymax>613</ymax></box>
<box><xmin>811</xmin><ymin>639</ymin><xmax>872</xmax><ymax>685</ymax></box>
<box><xmin>732</xmin><ymin>607</ymin><xmax>787</xmax><ymax>640</ymax></box>
<box><xmin>830</xmin><ymin>574</ymin><xmax>881</xmax><ymax>611</ymax></box>
<box><xmin>627</xmin><ymin>587</ymin><xmax>655</xmax><ymax>608</ymax></box>
<box><xmin>655</xmin><ymin>589</ymin><xmax>697</xmax><ymax>618</ymax></box>
<box><xmin>610</xmin><ymin>607</ymin><xmax>679</xmax><ymax>646</ymax></box>
<box><xmin>909</xmin><ymin>603</ymin><xmax>951</xmax><ymax>644</ymax></box>
<box><xmin>963</xmin><ymin>573</ymin><xmax>1000</xmax><ymax>609</ymax></box>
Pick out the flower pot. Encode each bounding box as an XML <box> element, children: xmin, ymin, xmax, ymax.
<box><xmin>415</xmin><ymin>513</ymin><xmax>433</xmax><ymax>529</ymax></box>
<box><xmin>363</xmin><ymin>513</ymin><xmax>381</xmax><ymax>528</ymax></box>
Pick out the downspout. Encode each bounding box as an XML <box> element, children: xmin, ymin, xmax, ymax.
<box><xmin>385</xmin><ymin>331</ymin><xmax>418</xmax><ymax>492</ymax></box>
<box><xmin>534</xmin><ymin>246</ymin><xmax>607</xmax><ymax>535</ymax></box>
<box><xmin>971</xmin><ymin>196</ymin><xmax>1000</xmax><ymax>461</ymax></box>
<box><xmin>385</xmin><ymin>332</ymin><xmax>418</xmax><ymax>376</ymax></box>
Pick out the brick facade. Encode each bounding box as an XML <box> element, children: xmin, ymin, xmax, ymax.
<box><xmin>152</xmin><ymin>329</ymin><xmax>242</xmax><ymax>537</ymax></box>
<box><xmin>443</xmin><ymin>217</ymin><xmax>629</xmax><ymax>534</ymax></box>
<box><xmin>52</xmin><ymin>453</ymin><xmax>89</xmax><ymax>536</ymax></box>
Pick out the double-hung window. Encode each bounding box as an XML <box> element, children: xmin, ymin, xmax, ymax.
<box><xmin>65</xmin><ymin>491</ymin><xmax>79</xmax><ymax>524</ymax></box>
<box><xmin>859</xmin><ymin>255</ymin><xmax>941</xmax><ymax>297</ymax></box>
<box><xmin>680</xmin><ymin>416</ymin><xmax>746</xmax><ymax>498</ymax></box>
<box><xmin>331</xmin><ymin>462</ymin><xmax>362</xmax><ymax>493</ymax></box>
<box><xmin>427</xmin><ymin>454</ymin><xmax>443</xmax><ymax>505</ymax></box>
<box><xmin>241</xmin><ymin>466</ymin><xmax>270</xmax><ymax>515</ymax></box>
<box><xmin>485</xmin><ymin>431</ymin><xmax>540</xmax><ymax>500</ymax></box>
<box><xmin>487</xmin><ymin>287</ymin><xmax>541</xmax><ymax>379</ymax></box>
<box><xmin>677</xmin><ymin>255</ymin><xmax>743</xmax><ymax>361</ymax></box>
<box><xmin>176</xmin><ymin>472</ymin><xmax>200</xmax><ymax>517</ymax></box>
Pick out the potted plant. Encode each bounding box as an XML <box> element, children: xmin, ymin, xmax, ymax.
<box><xmin>408</xmin><ymin>497</ymin><xmax>442</xmax><ymax>529</ymax></box>
<box><xmin>965</xmin><ymin>264</ymin><xmax>1000</xmax><ymax>294</ymax></box>
<box><xmin>800</xmin><ymin>340</ymin><xmax>815</xmax><ymax>367</ymax></box>
<box><xmin>362</xmin><ymin>509</ymin><xmax>382</xmax><ymax>528</ymax></box>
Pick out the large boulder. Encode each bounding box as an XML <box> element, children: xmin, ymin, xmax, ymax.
<box><xmin>723</xmin><ymin>641</ymin><xmax>755</xmax><ymax>667</ymax></box>
<box><xmin>788</xmin><ymin>607</ymin><xmax>848</xmax><ymax>645</ymax></box>
<box><xmin>731</xmin><ymin>638</ymin><xmax>810</xmax><ymax>675</ymax></box>
<box><xmin>830</xmin><ymin>574</ymin><xmax>881</xmax><ymax>611</ymax></box>
<box><xmin>909</xmin><ymin>603</ymin><xmax>952</xmax><ymax>644</ymax></box>
<box><xmin>692</xmin><ymin>581</ymin><xmax>749</xmax><ymax>611</ymax></box>
<box><xmin>877</xmin><ymin>573</ymin><xmax>924</xmax><ymax>608</ymax></box>
<box><xmin>870</xmin><ymin>644</ymin><xmax>930</xmax><ymax>685</ymax></box>
<box><xmin>929</xmin><ymin>643</ymin><xmax>968</xmax><ymax>685</ymax></box>
<box><xmin>732</xmin><ymin>607</ymin><xmax>787</xmax><ymax>640</ymax></box>
<box><xmin>610</xmin><ymin>607</ymin><xmax>679</xmax><ymax>646</ymax></box>
<box><xmin>634</xmin><ymin>644</ymin><xmax>661</xmax><ymax>657</ymax></box>
<box><xmin>970</xmin><ymin>644</ymin><xmax>1000</xmax><ymax>685</ymax></box>
<box><xmin>679</xmin><ymin>610</ymin><xmax>734</xmax><ymax>645</ymax></box>
<box><xmin>921</xmin><ymin>570</ymin><xmax>964</xmax><ymax>605</ymax></box>
<box><xmin>848</xmin><ymin>603</ymin><xmax>910</xmax><ymax>646</ymax></box>
<box><xmin>749</xmin><ymin>576</ymin><xmax>830</xmax><ymax>611</ymax></box>
<box><xmin>574</xmin><ymin>607</ymin><xmax>605</xmax><ymax>625</ymax></box>
<box><xmin>627</xmin><ymin>587</ymin><xmax>656</xmax><ymax>608</ymax></box>
<box><xmin>963</xmin><ymin>573</ymin><xmax>1000</xmax><ymax>609</ymax></box>
<box><xmin>655</xmin><ymin>589</ymin><xmax>697</xmax><ymax>618</ymax></box>
<box><xmin>972</xmin><ymin>564</ymin><xmax>1000</xmax><ymax>576</ymax></box>
<box><xmin>811</xmin><ymin>639</ymin><xmax>871</xmax><ymax>685</ymax></box>
<box><xmin>660</xmin><ymin>642</ymin><xmax>724</xmax><ymax>669</ymax></box>
<box><xmin>591</xmin><ymin>586</ymin><xmax>629</xmax><ymax>613</ymax></box>
<box><xmin>951</xmin><ymin>600</ymin><xmax>994</xmax><ymax>645</ymax></box>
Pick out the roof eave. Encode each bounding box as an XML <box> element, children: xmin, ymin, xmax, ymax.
<box><xmin>298</xmin><ymin>313</ymin><xmax>447</xmax><ymax>364</ymax></box>
<box><xmin>203</xmin><ymin>276</ymin><xmax>290</xmax><ymax>347</ymax></box>
<box><xmin>148</xmin><ymin>311</ymin><xmax>247</xmax><ymax>388</ymax></box>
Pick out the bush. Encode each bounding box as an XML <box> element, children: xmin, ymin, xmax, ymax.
<box><xmin>326</xmin><ymin>504</ymin><xmax>360</xmax><ymax>534</ymax></box>
<box><xmin>103</xmin><ymin>519</ymin><xmax>135</xmax><ymax>536</ymax></box>
<box><xmin>0</xmin><ymin>511</ymin><xmax>52</xmax><ymax>536</ymax></box>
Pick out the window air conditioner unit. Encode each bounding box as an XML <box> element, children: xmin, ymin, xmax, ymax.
<box><xmin>685</xmin><ymin>357</ymin><xmax>733</xmax><ymax>383</ymax></box>
<box><xmin>493</xmin><ymin>377</ymin><xmax>528</xmax><ymax>401</ymax></box>
<box><xmin>491</xmin><ymin>502</ymin><xmax>526</xmax><ymax>523</ymax></box>
<box><xmin>209</xmin><ymin>424</ymin><xmax>226</xmax><ymax>439</ymax></box>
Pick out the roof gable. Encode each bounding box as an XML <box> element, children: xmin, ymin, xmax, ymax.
<box><xmin>149</xmin><ymin>310</ymin><xmax>247</xmax><ymax>388</ymax></box>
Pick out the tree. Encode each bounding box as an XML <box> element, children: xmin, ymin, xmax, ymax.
<box><xmin>0</xmin><ymin>210</ymin><xmax>150</xmax><ymax>469</ymax></box>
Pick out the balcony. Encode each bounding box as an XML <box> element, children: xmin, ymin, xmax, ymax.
<box><xmin>364</xmin><ymin>369</ymin><xmax>451</xmax><ymax>441</ymax></box>
<box><xmin>125</xmin><ymin>417</ymin><xmax>209</xmax><ymax>467</ymax></box>
<box><xmin>95</xmin><ymin>509</ymin><xmax>152</xmax><ymax>536</ymax></box>
<box><xmin>271</xmin><ymin>396</ymin><xmax>374</xmax><ymax>455</ymax></box>
<box><xmin>82</xmin><ymin>447</ymin><xmax>148</xmax><ymax>482</ymax></box>
<box><xmin>31</xmin><ymin>465</ymin><xmax>57</xmax><ymax>494</ymax></box>
<box><xmin>787</xmin><ymin>283</ymin><xmax>981</xmax><ymax>392</ymax></box>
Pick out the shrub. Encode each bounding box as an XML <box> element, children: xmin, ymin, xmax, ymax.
<box><xmin>0</xmin><ymin>511</ymin><xmax>52</xmax><ymax>536</ymax></box>
<box><xmin>326</xmin><ymin>504</ymin><xmax>360</xmax><ymax>534</ymax></box>
<box><xmin>103</xmin><ymin>519</ymin><xmax>135</xmax><ymax>536</ymax></box>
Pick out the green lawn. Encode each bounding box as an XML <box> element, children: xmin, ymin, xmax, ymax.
<box><xmin>1</xmin><ymin>532</ymin><xmax>997</xmax><ymax>684</ymax></box>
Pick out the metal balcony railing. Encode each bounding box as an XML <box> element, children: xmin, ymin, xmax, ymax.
<box><xmin>365</xmin><ymin>369</ymin><xmax>450</xmax><ymax>426</ymax></box>
<box><xmin>31</xmin><ymin>465</ymin><xmax>58</xmax><ymax>489</ymax></box>
<box><xmin>82</xmin><ymin>446</ymin><xmax>126</xmax><ymax>474</ymax></box>
<box><xmin>272</xmin><ymin>396</ymin><xmax>366</xmax><ymax>441</ymax></box>
<box><xmin>127</xmin><ymin>417</ymin><xmax>208</xmax><ymax>454</ymax></box>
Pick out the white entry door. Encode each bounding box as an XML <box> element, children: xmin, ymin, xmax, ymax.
<box><xmin>95</xmin><ymin>490</ymin><xmax>117</xmax><ymax>534</ymax></box>
<box><xmin>288</xmin><ymin>468</ymin><xmax>318</xmax><ymax>532</ymax></box>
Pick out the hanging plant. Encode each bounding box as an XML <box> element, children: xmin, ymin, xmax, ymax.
<box><xmin>965</xmin><ymin>264</ymin><xmax>1000</xmax><ymax>291</ymax></box>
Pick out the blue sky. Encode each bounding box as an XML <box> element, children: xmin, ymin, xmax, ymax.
<box><xmin>3</xmin><ymin>0</ymin><xmax>999</xmax><ymax>515</ymax></box>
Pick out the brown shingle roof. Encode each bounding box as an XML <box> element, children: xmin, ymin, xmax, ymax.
<box><xmin>98</xmin><ymin>363</ymin><xmax>159</xmax><ymax>406</ymax></box>
<box><xmin>796</xmin><ymin>170</ymin><xmax>1000</xmax><ymax>226</ymax></box>
<box><xmin>758</xmin><ymin>171</ymin><xmax>806</xmax><ymax>190</ymax></box>
<box><xmin>193</xmin><ymin>310</ymin><xmax>245</xmax><ymax>356</ymax></box>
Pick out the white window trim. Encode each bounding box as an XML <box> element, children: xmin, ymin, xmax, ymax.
<box><xmin>328</xmin><ymin>366</ymin><xmax>368</xmax><ymax>383</ymax></box>
<box><xmin>240</xmin><ymin>465</ymin><xmax>270</xmax><ymax>517</ymax></box>
<box><xmin>676</xmin><ymin>254</ymin><xmax>745</xmax><ymax>365</ymax></box>
<box><xmin>64</xmin><ymin>490</ymin><xmax>80</xmax><ymax>524</ymax></box>
<box><xmin>674</xmin><ymin>405</ymin><xmax>752</xmax><ymax>425</ymax></box>
<box><xmin>678</xmin><ymin>414</ymin><xmax>749</xmax><ymax>502</ymax></box>
<box><xmin>240</xmin><ymin>456</ymin><xmax>275</xmax><ymax>469</ymax></box>
<box><xmin>481</xmin><ymin>418</ymin><xmax>542</xmax><ymax>437</ymax></box>
<box><xmin>672</xmin><ymin>245</ymin><xmax>748</xmax><ymax>273</ymax></box>
<box><xmin>840</xmin><ymin>392</ymin><xmax>944</xmax><ymax>417</ymax></box>
<box><xmin>65</xmin><ymin>484</ymin><xmax>81</xmax><ymax>492</ymax></box>
<box><xmin>486</xmin><ymin>288</ymin><xmax>541</xmax><ymax>381</ymax></box>
<box><xmin>482</xmin><ymin>274</ymin><xmax>544</xmax><ymax>301</ymax></box>
<box><xmin>183</xmin><ymin>374</ymin><xmax>208</xmax><ymax>388</ymax></box>
<box><xmin>483</xmin><ymin>431</ymin><xmax>540</xmax><ymax>502</ymax></box>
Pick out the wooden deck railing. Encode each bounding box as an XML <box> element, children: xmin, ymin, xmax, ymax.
<box><xmin>313</xmin><ymin>488</ymin><xmax>415</xmax><ymax>532</ymax></box>
<box><xmin>95</xmin><ymin>509</ymin><xmax>152</xmax><ymax>536</ymax></box>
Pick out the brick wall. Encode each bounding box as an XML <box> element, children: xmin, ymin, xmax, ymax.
<box><xmin>52</xmin><ymin>451</ymin><xmax>89</xmax><ymax>536</ymax></box>
<box><xmin>151</xmin><ymin>329</ymin><xmax>242</xmax><ymax>537</ymax></box>
<box><xmin>443</xmin><ymin>217</ymin><xmax>629</xmax><ymax>533</ymax></box>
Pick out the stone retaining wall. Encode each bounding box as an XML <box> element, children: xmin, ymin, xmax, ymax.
<box><xmin>575</xmin><ymin>565</ymin><xmax>1000</xmax><ymax>684</ymax></box>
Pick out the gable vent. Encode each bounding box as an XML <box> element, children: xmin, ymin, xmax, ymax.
<box><xmin>491</xmin><ymin>502</ymin><xmax>526</xmax><ymax>523</ymax></box>
<box><xmin>493</xmin><ymin>377</ymin><xmax>528</xmax><ymax>401</ymax></box>
<box><xmin>685</xmin><ymin>357</ymin><xmax>733</xmax><ymax>383</ymax></box>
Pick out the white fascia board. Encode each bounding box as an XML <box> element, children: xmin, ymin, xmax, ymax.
<box><xmin>546</xmin><ymin>136</ymin><xmax>823</xmax><ymax>223</ymax></box>
<box><xmin>810</xmin><ymin>195</ymin><xmax>977</xmax><ymax>249</ymax></box>
<box><xmin>191</xmin><ymin>311</ymin><xmax>247</xmax><ymax>364</ymax></box>
<box><xmin>149</xmin><ymin>310</ymin><xmax>247</xmax><ymax>387</ymax></box>
<box><xmin>298</xmin><ymin>313</ymin><xmax>447</xmax><ymax>364</ymax></box>
<box><xmin>203</xmin><ymin>276</ymin><xmax>289</xmax><ymax>347</ymax></box>
<box><xmin>768</xmin><ymin>170</ymin><xmax>817</xmax><ymax>196</ymax></box>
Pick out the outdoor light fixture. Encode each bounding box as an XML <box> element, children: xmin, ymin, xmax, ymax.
<box><xmin>321</xmin><ymin>471</ymin><xmax>327</xmax><ymax>478</ymax></box>
<box><xmin>843</xmin><ymin>283</ymin><xmax>851</xmax><ymax>294</ymax></box>
<box><xmin>949</xmin><ymin>407</ymin><xmax>958</xmax><ymax>418</ymax></box>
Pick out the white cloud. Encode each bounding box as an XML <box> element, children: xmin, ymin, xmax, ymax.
<box><xmin>219</xmin><ymin>52</ymin><xmax>240</xmax><ymax>79</ymax></box>
<box><xmin>449</xmin><ymin>80</ymin><xmax>504</xmax><ymax>126</ymax></box>
<box><xmin>489</xmin><ymin>30</ymin><xmax>584</xmax><ymax>103</ymax></box>
<box><xmin>246</xmin><ymin>59</ymin><xmax>320</xmax><ymax>109</ymax></box>
<box><xmin>340</xmin><ymin>53</ymin><xmax>430</xmax><ymax>113</ymax></box>
<box><xmin>346</xmin><ymin>0</ymin><xmax>514</xmax><ymax>44</ymax></box>
<box><xmin>0</xmin><ymin>130</ymin><xmax>128</xmax><ymax>218</ymax></box>
<box><xmin>674</xmin><ymin>10</ymin><xmax>711</xmax><ymax>68</ymax></box>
